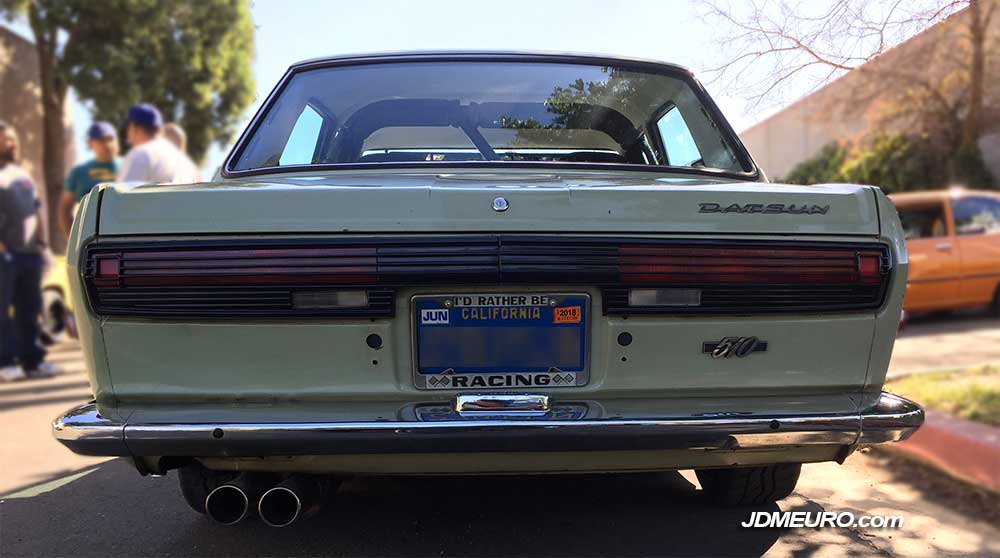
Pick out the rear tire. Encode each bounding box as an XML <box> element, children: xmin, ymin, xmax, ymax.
<box><xmin>178</xmin><ymin>463</ymin><xmax>239</xmax><ymax>514</ymax></box>
<box><xmin>695</xmin><ymin>463</ymin><xmax>801</xmax><ymax>506</ymax></box>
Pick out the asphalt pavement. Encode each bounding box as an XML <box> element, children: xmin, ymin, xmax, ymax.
<box><xmin>2</xmin><ymin>318</ymin><xmax>999</xmax><ymax>557</ymax></box>
<box><xmin>889</xmin><ymin>310</ymin><xmax>1000</xmax><ymax>377</ymax></box>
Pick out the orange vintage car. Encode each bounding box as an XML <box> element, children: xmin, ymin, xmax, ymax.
<box><xmin>890</xmin><ymin>189</ymin><xmax>1000</xmax><ymax>315</ymax></box>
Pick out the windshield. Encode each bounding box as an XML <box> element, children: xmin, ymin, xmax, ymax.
<box><xmin>229</xmin><ymin>59</ymin><xmax>754</xmax><ymax>175</ymax></box>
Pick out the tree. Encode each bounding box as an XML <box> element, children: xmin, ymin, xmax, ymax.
<box><xmin>782</xmin><ymin>142</ymin><xmax>847</xmax><ymax>185</ymax></box>
<box><xmin>702</xmin><ymin>0</ymin><xmax>998</xmax><ymax>186</ymax></box>
<box><xmin>838</xmin><ymin>133</ymin><xmax>946</xmax><ymax>193</ymax></box>
<box><xmin>0</xmin><ymin>0</ymin><xmax>255</xmax><ymax>251</ymax></box>
<box><xmin>782</xmin><ymin>133</ymin><xmax>950</xmax><ymax>193</ymax></box>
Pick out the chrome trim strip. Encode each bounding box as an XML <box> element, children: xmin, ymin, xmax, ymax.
<box><xmin>53</xmin><ymin>392</ymin><xmax>923</xmax><ymax>458</ymax></box>
<box><xmin>455</xmin><ymin>394</ymin><xmax>550</xmax><ymax>415</ymax></box>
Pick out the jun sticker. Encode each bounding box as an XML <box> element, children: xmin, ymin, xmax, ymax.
<box><xmin>420</xmin><ymin>308</ymin><xmax>450</xmax><ymax>324</ymax></box>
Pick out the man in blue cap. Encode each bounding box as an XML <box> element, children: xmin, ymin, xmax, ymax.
<box><xmin>58</xmin><ymin>121</ymin><xmax>119</xmax><ymax>239</ymax></box>
<box><xmin>118</xmin><ymin>103</ymin><xmax>199</xmax><ymax>184</ymax></box>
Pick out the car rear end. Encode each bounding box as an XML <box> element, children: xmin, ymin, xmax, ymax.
<box><xmin>53</xmin><ymin>53</ymin><xmax>922</xmax><ymax>518</ymax></box>
<box><xmin>57</xmin><ymin>174</ymin><xmax>918</xmax><ymax>473</ymax></box>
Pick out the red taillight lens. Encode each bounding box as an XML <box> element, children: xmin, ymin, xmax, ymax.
<box><xmin>618</xmin><ymin>245</ymin><xmax>884</xmax><ymax>285</ymax></box>
<box><xmin>91</xmin><ymin>247</ymin><xmax>378</xmax><ymax>287</ymax></box>
<box><xmin>858</xmin><ymin>253</ymin><xmax>883</xmax><ymax>283</ymax></box>
<box><xmin>92</xmin><ymin>255</ymin><xmax>121</xmax><ymax>287</ymax></box>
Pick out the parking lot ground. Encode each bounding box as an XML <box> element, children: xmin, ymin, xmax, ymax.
<box><xmin>2</xmin><ymin>452</ymin><xmax>999</xmax><ymax>557</ymax></box>
<box><xmin>2</xmin><ymin>318</ymin><xmax>999</xmax><ymax>557</ymax></box>
<box><xmin>889</xmin><ymin>311</ymin><xmax>1000</xmax><ymax>377</ymax></box>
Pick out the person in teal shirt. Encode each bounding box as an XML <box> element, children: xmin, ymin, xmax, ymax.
<box><xmin>59</xmin><ymin>122</ymin><xmax>119</xmax><ymax>240</ymax></box>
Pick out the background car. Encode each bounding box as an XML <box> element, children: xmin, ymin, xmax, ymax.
<box><xmin>890</xmin><ymin>189</ymin><xmax>1000</xmax><ymax>316</ymax></box>
<box><xmin>40</xmin><ymin>254</ymin><xmax>77</xmax><ymax>345</ymax></box>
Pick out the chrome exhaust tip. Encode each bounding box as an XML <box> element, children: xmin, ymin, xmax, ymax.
<box><xmin>258</xmin><ymin>485</ymin><xmax>301</xmax><ymax>528</ymax></box>
<box><xmin>204</xmin><ymin>474</ymin><xmax>276</xmax><ymax>525</ymax></box>
<box><xmin>258</xmin><ymin>475</ymin><xmax>333</xmax><ymax>528</ymax></box>
<box><xmin>205</xmin><ymin>484</ymin><xmax>250</xmax><ymax>525</ymax></box>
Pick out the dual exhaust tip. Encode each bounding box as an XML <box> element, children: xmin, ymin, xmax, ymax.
<box><xmin>205</xmin><ymin>474</ymin><xmax>331</xmax><ymax>527</ymax></box>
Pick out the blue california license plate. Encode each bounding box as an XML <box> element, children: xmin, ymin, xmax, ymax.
<box><xmin>412</xmin><ymin>293</ymin><xmax>590</xmax><ymax>390</ymax></box>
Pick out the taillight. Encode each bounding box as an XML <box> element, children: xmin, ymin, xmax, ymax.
<box><xmin>608</xmin><ymin>244</ymin><xmax>890</xmax><ymax>314</ymax></box>
<box><xmin>83</xmin><ymin>238</ymin><xmax>891</xmax><ymax>318</ymax></box>
<box><xmin>618</xmin><ymin>245</ymin><xmax>886</xmax><ymax>284</ymax></box>
<box><xmin>92</xmin><ymin>255</ymin><xmax>121</xmax><ymax>287</ymax></box>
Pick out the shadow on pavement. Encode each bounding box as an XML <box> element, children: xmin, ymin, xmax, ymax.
<box><xmin>0</xmin><ymin>392</ymin><xmax>94</xmax><ymax>413</ymax></box>
<box><xmin>898</xmin><ymin>309</ymin><xmax>998</xmax><ymax>340</ymax></box>
<box><xmin>0</xmin><ymin>380</ymin><xmax>91</xmax><ymax>399</ymax></box>
<box><xmin>1</xmin><ymin>462</ymin><xmax>107</xmax><ymax>499</ymax></box>
<box><xmin>1</xmin><ymin>459</ymin><xmax>784</xmax><ymax>557</ymax></box>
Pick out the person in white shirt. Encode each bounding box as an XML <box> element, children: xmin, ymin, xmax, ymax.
<box><xmin>162</xmin><ymin>122</ymin><xmax>203</xmax><ymax>182</ymax></box>
<box><xmin>118</xmin><ymin>104</ymin><xmax>201</xmax><ymax>184</ymax></box>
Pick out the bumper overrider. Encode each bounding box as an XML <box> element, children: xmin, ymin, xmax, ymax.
<box><xmin>52</xmin><ymin>392</ymin><xmax>923</xmax><ymax>458</ymax></box>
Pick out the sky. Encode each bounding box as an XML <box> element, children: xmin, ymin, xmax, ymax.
<box><xmin>10</xmin><ymin>0</ymin><xmax>789</xmax><ymax>173</ymax></box>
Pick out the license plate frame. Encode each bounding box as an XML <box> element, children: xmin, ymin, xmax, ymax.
<box><xmin>411</xmin><ymin>293</ymin><xmax>591</xmax><ymax>390</ymax></box>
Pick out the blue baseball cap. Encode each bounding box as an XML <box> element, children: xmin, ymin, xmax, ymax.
<box><xmin>127</xmin><ymin>103</ymin><xmax>163</xmax><ymax>130</ymax></box>
<box><xmin>86</xmin><ymin>121</ymin><xmax>117</xmax><ymax>141</ymax></box>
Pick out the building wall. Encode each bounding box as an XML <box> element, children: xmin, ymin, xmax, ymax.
<box><xmin>741</xmin><ymin>8</ymin><xmax>1000</xmax><ymax>182</ymax></box>
<box><xmin>0</xmin><ymin>26</ymin><xmax>75</xmax><ymax>232</ymax></box>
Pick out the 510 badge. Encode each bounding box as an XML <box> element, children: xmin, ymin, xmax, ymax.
<box><xmin>702</xmin><ymin>336</ymin><xmax>768</xmax><ymax>358</ymax></box>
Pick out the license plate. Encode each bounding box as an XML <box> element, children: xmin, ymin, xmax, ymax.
<box><xmin>412</xmin><ymin>293</ymin><xmax>590</xmax><ymax>390</ymax></box>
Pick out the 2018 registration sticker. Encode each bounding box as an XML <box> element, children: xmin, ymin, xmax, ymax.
<box><xmin>553</xmin><ymin>306</ymin><xmax>582</xmax><ymax>323</ymax></box>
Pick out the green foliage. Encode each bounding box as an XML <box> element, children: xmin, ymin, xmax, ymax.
<box><xmin>886</xmin><ymin>365</ymin><xmax>1000</xmax><ymax>427</ymax></box>
<box><xmin>781</xmin><ymin>133</ymin><xmax>994</xmax><ymax>193</ymax></box>
<box><xmin>1</xmin><ymin>0</ymin><xmax>255</xmax><ymax>163</ymax></box>
<box><xmin>838</xmin><ymin>134</ymin><xmax>944</xmax><ymax>194</ymax></box>
<box><xmin>782</xmin><ymin>143</ymin><xmax>846</xmax><ymax>185</ymax></box>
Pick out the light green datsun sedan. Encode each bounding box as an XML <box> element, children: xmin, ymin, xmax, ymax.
<box><xmin>53</xmin><ymin>52</ymin><xmax>923</xmax><ymax>527</ymax></box>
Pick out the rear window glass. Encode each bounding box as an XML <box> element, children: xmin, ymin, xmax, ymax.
<box><xmin>231</xmin><ymin>60</ymin><xmax>752</xmax><ymax>174</ymax></box>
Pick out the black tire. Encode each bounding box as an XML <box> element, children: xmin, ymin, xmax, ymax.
<box><xmin>991</xmin><ymin>285</ymin><xmax>1000</xmax><ymax>318</ymax></box>
<box><xmin>178</xmin><ymin>463</ymin><xmax>239</xmax><ymax>514</ymax></box>
<box><xmin>39</xmin><ymin>288</ymin><xmax>67</xmax><ymax>346</ymax></box>
<box><xmin>695</xmin><ymin>463</ymin><xmax>801</xmax><ymax>506</ymax></box>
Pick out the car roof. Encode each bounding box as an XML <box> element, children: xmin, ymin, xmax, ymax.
<box><xmin>889</xmin><ymin>188</ymin><xmax>1000</xmax><ymax>204</ymax></box>
<box><xmin>288</xmin><ymin>51</ymin><xmax>694</xmax><ymax>75</ymax></box>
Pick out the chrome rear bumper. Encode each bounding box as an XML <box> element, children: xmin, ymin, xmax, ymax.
<box><xmin>53</xmin><ymin>392</ymin><xmax>923</xmax><ymax>458</ymax></box>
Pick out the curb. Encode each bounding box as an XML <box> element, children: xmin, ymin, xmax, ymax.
<box><xmin>887</xmin><ymin>410</ymin><xmax>1000</xmax><ymax>492</ymax></box>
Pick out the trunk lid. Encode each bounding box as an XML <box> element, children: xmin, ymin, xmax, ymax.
<box><xmin>97</xmin><ymin>170</ymin><xmax>879</xmax><ymax>236</ymax></box>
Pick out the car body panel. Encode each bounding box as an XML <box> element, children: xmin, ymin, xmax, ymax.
<box><xmin>96</xmin><ymin>172</ymin><xmax>879</xmax><ymax>236</ymax></box>
<box><xmin>98</xmin><ymin>287</ymin><xmax>874</xmax><ymax>406</ymax></box>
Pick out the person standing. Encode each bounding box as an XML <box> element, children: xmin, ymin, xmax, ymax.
<box><xmin>0</xmin><ymin>121</ymin><xmax>60</xmax><ymax>381</ymax></box>
<box><xmin>118</xmin><ymin>104</ymin><xmax>200</xmax><ymax>184</ymax></box>
<box><xmin>59</xmin><ymin>122</ymin><xmax>119</xmax><ymax>240</ymax></box>
<box><xmin>162</xmin><ymin>122</ymin><xmax>202</xmax><ymax>182</ymax></box>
